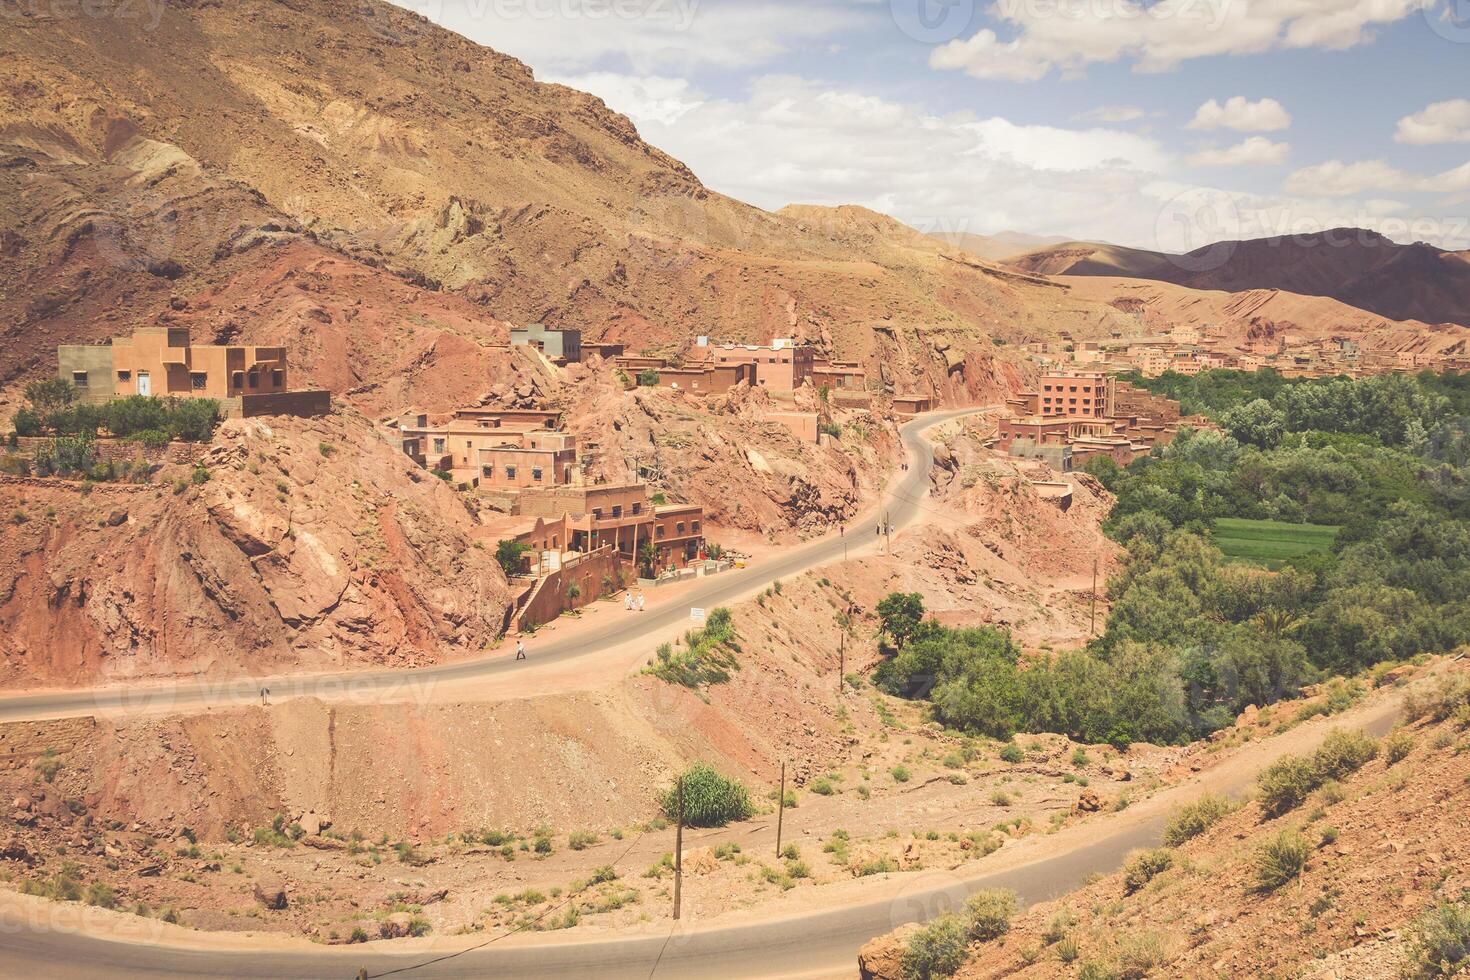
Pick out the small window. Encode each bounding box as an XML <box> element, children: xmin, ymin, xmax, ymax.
<box><xmin>676</xmin><ymin>522</ymin><xmax>686</xmax><ymax>534</ymax></box>
<box><xmin>656</xmin><ymin>525</ymin><xmax>666</xmax><ymax>538</ymax></box>
<box><xmin>593</xmin><ymin>508</ymin><xmax>603</xmax><ymax>520</ymax></box>
<box><xmin>532</xmin><ymin>467</ymin><xmax>543</xmax><ymax>482</ymax></box>
<box><xmin>190</xmin><ymin>372</ymin><xmax>208</xmax><ymax>390</ymax></box>
<box><xmin>612</xmin><ymin>505</ymin><xmax>623</xmax><ymax>518</ymax></box>
<box><xmin>72</xmin><ymin>371</ymin><xmax>88</xmax><ymax>387</ymax></box>
<box><xmin>692</xmin><ymin>521</ymin><xmax>701</xmax><ymax>533</ymax></box>
<box><xmin>482</xmin><ymin>466</ymin><xmax>493</xmax><ymax>479</ymax></box>
<box><xmin>505</xmin><ymin>466</ymin><xmax>517</xmax><ymax>479</ymax></box>
<box><xmin>271</xmin><ymin>370</ymin><xmax>283</xmax><ymax>387</ymax></box>
<box><xmin>117</xmin><ymin>370</ymin><xmax>131</xmax><ymax>382</ymax></box>
<box><xmin>632</xmin><ymin>502</ymin><xmax>642</xmax><ymax>515</ymax></box>
<box><xmin>247</xmin><ymin>371</ymin><xmax>259</xmax><ymax>389</ymax></box>
<box><xmin>433</xmin><ymin>438</ymin><xmax>446</xmax><ymax>453</ymax></box>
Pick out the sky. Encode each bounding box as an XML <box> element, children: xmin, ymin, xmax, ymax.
<box><xmin>394</xmin><ymin>0</ymin><xmax>1470</xmax><ymax>252</ymax></box>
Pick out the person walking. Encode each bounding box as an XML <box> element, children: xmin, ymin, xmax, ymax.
<box><xmin>516</xmin><ymin>640</ymin><xmax>526</xmax><ymax>661</ymax></box>
<box><xmin>637</xmin><ymin>591</ymin><xmax>646</xmax><ymax>612</ymax></box>
<box><xmin>624</xmin><ymin>591</ymin><xmax>633</xmax><ymax>612</ymax></box>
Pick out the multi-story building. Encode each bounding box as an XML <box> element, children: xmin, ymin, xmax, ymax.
<box><xmin>705</xmin><ymin>339</ymin><xmax>815</xmax><ymax>391</ymax></box>
<box><xmin>57</xmin><ymin>328</ymin><xmax>328</xmax><ymax>417</ymax></box>
<box><xmin>1037</xmin><ymin>371</ymin><xmax>1115</xmax><ymax>418</ymax></box>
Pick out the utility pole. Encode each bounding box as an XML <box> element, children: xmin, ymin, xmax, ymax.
<box><xmin>673</xmin><ymin>776</ymin><xmax>684</xmax><ymax>920</ymax></box>
<box><xmin>775</xmin><ymin>761</ymin><xmax>786</xmax><ymax>858</ymax></box>
<box><xmin>838</xmin><ymin>629</ymin><xmax>845</xmax><ymax>697</ymax></box>
<box><xmin>1090</xmin><ymin>557</ymin><xmax>1099</xmax><ymax>637</ymax></box>
<box><xmin>884</xmin><ymin>509</ymin><xmax>891</xmax><ymax>555</ymax></box>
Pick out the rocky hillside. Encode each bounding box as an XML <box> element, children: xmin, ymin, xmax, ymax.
<box><xmin>0</xmin><ymin>411</ymin><xmax>512</xmax><ymax>687</ymax></box>
<box><xmin>861</xmin><ymin>659</ymin><xmax>1470</xmax><ymax>980</ymax></box>
<box><xmin>1</xmin><ymin>0</ymin><xmax>1143</xmax><ymax>407</ymax></box>
<box><xmin>1007</xmin><ymin>230</ymin><xmax>1470</xmax><ymax>327</ymax></box>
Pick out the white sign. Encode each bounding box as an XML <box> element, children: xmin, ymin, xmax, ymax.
<box><xmin>690</xmin><ymin>608</ymin><xmax>706</xmax><ymax>623</ymax></box>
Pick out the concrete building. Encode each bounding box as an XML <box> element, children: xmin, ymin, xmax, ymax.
<box><xmin>511</xmin><ymin>323</ymin><xmax>582</xmax><ymax>364</ymax></box>
<box><xmin>1037</xmin><ymin>371</ymin><xmax>1114</xmax><ymax>418</ymax></box>
<box><xmin>57</xmin><ymin>328</ymin><xmax>328</xmax><ymax>417</ymax></box>
<box><xmin>706</xmin><ymin>339</ymin><xmax>815</xmax><ymax>391</ymax></box>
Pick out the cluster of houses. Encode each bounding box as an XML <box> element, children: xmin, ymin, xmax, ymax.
<box><xmin>994</xmin><ymin>371</ymin><xmax>1203</xmax><ymax>471</ymax></box>
<box><xmin>1026</xmin><ymin>322</ymin><xmax>1470</xmax><ymax>381</ymax></box>
<box><xmin>386</xmin><ymin>405</ymin><xmax>712</xmax><ymax>631</ymax></box>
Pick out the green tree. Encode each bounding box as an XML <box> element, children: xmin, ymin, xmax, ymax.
<box><xmin>876</xmin><ymin>592</ymin><xmax>930</xmax><ymax>650</ymax></box>
<box><xmin>637</xmin><ymin>369</ymin><xmax>660</xmax><ymax>387</ymax></box>
<box><xmin>495</xmin><ymin>539</ymin><xmax>533</xmax><ymax>577</ymax></box>
<box><xmin>24</xmin><ymin>378</ymin><xmax>77</xmax><ymax>414</ymax></box>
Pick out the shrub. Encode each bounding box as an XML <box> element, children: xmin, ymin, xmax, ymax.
<box><xmin>660</xmin><ymin>763</ymin><xmax>753</xmax><ymax>828</ymax></box>
<box><xmin>85</xmin><ymin>882</ymin><xmax>117</xmax><ymax>908</ymax></box>
<box><xmin>1071</xmin><ymin>747</ymin><xmax>1091</xmax><ymax>767</ymax></box>
<box><xmin>568</xmin><ymin>830</ymin><xmax>598</xmax><ymax>851</ymax></box>
<box><xmin>636</xmin><ymin>369</ymin><xmax>660</xmax><ymax>387</ymax></box>
<box><xmin>891</xmin><ymin>765</ymin><xmax>912</xmax><ymax>783</ymax></box>
<box><xmin>900</xmin><ymin>914</ymin><xmax>969</xmax><ymax>979</ymax></box>
<box><xmin>990</xmin><ymin>791</ymin><xmax>1011</xmax><ymax>807</ymax></box>
<box><xmin>1114</xmin><ymin>933</ymin><xmax>1169</xmax><ymax>979</ymax></box>
<box><xmin>1312</xmin><ymin>728</ymin><xmax>1378</xmax><ymax>781</ymax></box>
<box><xmin>1254</xmin><ymin>829</ymin><xmax>1310</xmax><ymax>891</ymax></box>
<box><xmin>1383</xmin><ymin>730</ymin><xmax>1416</xmax><ymax>766</ymax></box>
<box><xmin>809</xmin><ymin>778</ymin><xmax>835</xmax><ymax>796</ymax></box>
<box><xmin>999</xmin><ymin>743</ymin><xmax>1024</xmax><ymax>764</ymax></box>
<box><xmin>1162</xmin><ymin>794</ymin><xmax>1235</xmax><ymax>846</ymax></box>
<box><xmin>1122</xmin><ymin>848</ymin><xmax>1174</xmax><ymax>894</ymax></box>
<box><xmin>964</xmin><ymin>888</ymin><xmax>1016</xmax><ymax>942</ymax></box>
<box><xmin>1257</xmin><ymin>754</ymin><xmax>1318</xmax><ymax>817</ymax></box>
<box><xmin>1405</xmin><ymin>901</ymin><xmax>1470</xmax><ymax>979</ymax></box>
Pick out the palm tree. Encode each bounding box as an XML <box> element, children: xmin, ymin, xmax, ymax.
<box><xmin>638</xmin><ymin>540</ymin><xmax>659</xmax><ymax>577</ymax></box>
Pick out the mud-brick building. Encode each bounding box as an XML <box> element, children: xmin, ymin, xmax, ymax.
<box><xmin>704</xmin><ymin>339</ymin><xmax>815</xmax><ymax>391</ymax></box>
<box><xmin>57</xmin><ymin>328</ymin><xmax>329</xmax><ymax>417</ymax></box>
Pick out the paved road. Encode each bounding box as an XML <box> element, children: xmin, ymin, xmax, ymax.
<box><xmin>4</xmin><ymin>816</ymin><xmax>1161</xmax><ymax>980</ymax></box>
<box><xmin>0</xmin><ymin>409</ymin><xmax>983</xmax><ymax>725</ymax></box>
<box><xmin>0</xmin><ymin>702</ymin><xmax>1405</xmax><ymax>979</ymax></box>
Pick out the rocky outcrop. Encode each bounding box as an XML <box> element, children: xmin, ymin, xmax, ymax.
<box><xmin>858</xmin><ymin>922</ymin><xmax>919</xmax><ymax>980</ymax></box>
<box><xmin>0</xmin><ymin>411</ymin><xmax>512</xmax><ymax>687</ymax></box>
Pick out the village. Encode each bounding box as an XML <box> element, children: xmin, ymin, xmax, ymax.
<box><xmin>15</xmin><ymin>312</ymin><xmax>1469</xmax><ymax>639</ymax></box>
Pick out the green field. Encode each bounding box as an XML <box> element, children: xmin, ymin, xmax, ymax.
<box><xmin>1211</xmin><ymin>518</ymin><xmax>1340</xmax><ymax>568</ymax></box>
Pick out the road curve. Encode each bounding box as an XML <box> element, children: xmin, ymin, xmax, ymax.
<box><xmin>0</xmin><ymin>408</ymin><xmax>985</xmax><ymax>725</ymax></box>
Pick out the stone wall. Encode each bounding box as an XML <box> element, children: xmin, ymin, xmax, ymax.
<box><xmin>515</xmin><ymin>547</ymin><xmax>627</xmax><ymax>632</ymax></box>
<box><xmin>10</xmin><ymin>436</ymin><xmax>206</xmax><ymax>466</ymax></box>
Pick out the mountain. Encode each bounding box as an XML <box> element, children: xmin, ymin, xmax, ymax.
<box><xmin>1006</xmin><ymin>230</ymin><xmax>1470</xmax><ymax>327</ymax></box>
<box><xmin>0</xmin><ymin>0</ymin><xmax>1151</xmax><ymax>407</ymax></box>
<box><xmin>928</xmin><ymin>230</ymin><xmax>1075</xmax><ymax>262</ymax></box>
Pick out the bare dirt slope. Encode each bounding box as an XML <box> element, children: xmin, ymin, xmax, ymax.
<box><xmin>0</xmin><ymin>411</ymin><xmax>512</xmax><ymax>688</ymax></box>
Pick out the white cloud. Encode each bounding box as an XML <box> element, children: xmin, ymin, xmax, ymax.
<box><xmin>1073</xmin><ymin>105</ymin><xmax>1148</xmax><ymax>124</ymax></box>
<box><xmin>929</xmin><ymin>0</ymin><xmax>1430</xmax><ymax>81</ymax></box>
<box><xmin>416</xmin><ymin>0</ymin><xmax>866</xmax><ymax>73</ymax></box>
<box><xmin>1284</xmin><ymin>158</ymin><xmax>1470</xmax><ymax>196</ymax></box>
<box><xmin>560</xmin><ymin>72</ymin><xmax>1180</xmax><ymax>247</ymax></box>
<box><xmin>1187</xmin><ymin>97</ymin><xmax>1292</xmax><ymax>133</ymax></box>
<box><xmin>546</xmin><ymin>72</ymin><xmax>704</xmax><ymax>125</ymax></box>
<box><xmin>1395</xmin><ymin>99</ymin><xmax>1470</xmax><ymax>145</ymax></box>
<box><xmin>1187</xmin><ymin>137</ymin><xmax>1291</xmax><ymax>167</ymax></box>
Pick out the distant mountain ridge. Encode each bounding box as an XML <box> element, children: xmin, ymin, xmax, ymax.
<box><xmin>1005</xmin><ymin>228</ymin><xmax>1470</xmax><ymax>327</ymax></box>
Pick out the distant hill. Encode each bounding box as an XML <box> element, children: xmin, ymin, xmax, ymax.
<box><xmin>929</xmin><ymin>230</ymin><xmax>1075</xmax><ymax>262</ymax></box>
<box><xmin>1006</xmin><ymin>229</ymin><xmax>1470</xmax><ymax>327</ymax></box>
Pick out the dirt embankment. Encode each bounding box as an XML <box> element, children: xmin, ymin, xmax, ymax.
<box><xmin>0</xmin><ymin>411</ymin><xmax>512</xmax><ymax>688</ymax></box>
<box><xmin>861</xmin><ymin>660</ymin><xmax>1470</xmax><ymax>980</ymax></box>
